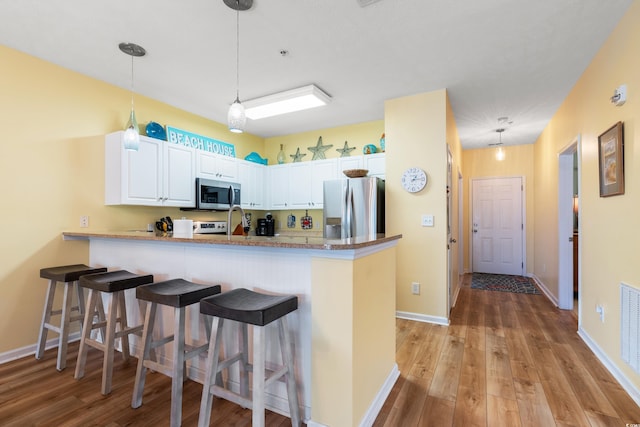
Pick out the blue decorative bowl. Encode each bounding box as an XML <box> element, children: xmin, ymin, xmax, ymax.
<box><xmin>244</xmin><ymin>152</ymin><xmax>268</xmax><ymax>165</ymax></box>
<box><xmin>363</xmin><ymin>144</ymin><xmax>377</xmax><ymax>155</ymax></box>
<box><xmin>145</xmin><ymin>122</ymin><xmax>166</xmax><ymax>140</ymax></box>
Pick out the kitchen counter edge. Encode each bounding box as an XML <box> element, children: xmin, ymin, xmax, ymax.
<box><xmin>62</xmin><ymin>231</ymin><xmax>402</xmax><ymax>250</ymax></box>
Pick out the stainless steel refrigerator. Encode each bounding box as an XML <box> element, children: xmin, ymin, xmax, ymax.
<box><xmin>323</xmin><ymin>177</ymin><xmax>385</xmax><ymax>239</ymax></box>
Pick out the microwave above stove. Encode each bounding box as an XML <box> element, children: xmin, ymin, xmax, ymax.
<box><xmin>195</xmin><ymin>178</ymin><xmax>241</xmax><ymax>210</ymax></box>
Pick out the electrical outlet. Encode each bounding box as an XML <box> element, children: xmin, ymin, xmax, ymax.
<box><xmin>80</xmin><ymin>215</ymin><xmax>89</xmax><ymax>228</ymax></box>
<box><xmin>421</xmin><ymin>215</ymin><xmax>434</xmax><ymax>227</ymax></box>
<box><xmin>411</xmin><ymin>282</ymin><xmax>420</xmax><ymax>295</ymax></box>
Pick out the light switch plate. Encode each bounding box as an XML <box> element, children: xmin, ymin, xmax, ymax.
<box><xmin>421</xmin><ymin>215</ymin><xmax>434</xmax><ymax>227</ymax></box>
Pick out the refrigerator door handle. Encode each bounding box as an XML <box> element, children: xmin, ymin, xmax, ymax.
<box><xmin>345</xmin><ymin>185</ymin><xmax>354</xmax><ymax>239</ymax></box>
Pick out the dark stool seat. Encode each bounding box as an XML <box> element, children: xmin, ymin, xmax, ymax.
<box><xmin>74</xmin><ymin>270</ymin><xmax>153</xmax><ymax>395</ymax></box>
<box><xmin>198</xmin><ymin>288</ymin><xmax>301</xmax><ymax>427</ymax></box>
<box><xmin>132</xmin><ymin>279</ymin><xmax>221</xmax><ymax>427</ymax></box>
<box><xmin>36</xmin><ymin>264</ymin><xmax>107</xmax><ymax>371</ymax></box>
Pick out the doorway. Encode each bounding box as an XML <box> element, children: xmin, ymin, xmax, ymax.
<box><xmin>471</xmin><ymin>177</ymin><xmax>525</xmax><ymax>275</ymax></box>
<box><xmin>558</xmin><ymin>136</ymin><xmax>580</xmax><ymax>312</ymax></box>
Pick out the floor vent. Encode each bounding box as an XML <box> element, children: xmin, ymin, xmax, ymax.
<box><xmin>621</xmin><ymin>283</ymin><xmax>640</xmax><ymax>374</ymax></box>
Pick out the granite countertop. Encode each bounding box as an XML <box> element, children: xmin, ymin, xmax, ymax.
<box><xmin>62</xmin><ymin>230</ymin><xmax>402</xmax><ymax>250</ymax></box>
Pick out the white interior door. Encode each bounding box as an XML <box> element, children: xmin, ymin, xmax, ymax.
<box><xmin>472</xmin><ymin>177</ymin><xmax>524</xmax><ymax>275</ymax></box>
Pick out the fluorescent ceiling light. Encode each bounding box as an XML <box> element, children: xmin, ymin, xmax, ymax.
<box><xmin>244</xmin><ymin>84</ymin><xmax>331</xmax><ymax>120</ymax></box>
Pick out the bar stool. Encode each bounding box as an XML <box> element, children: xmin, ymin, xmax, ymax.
<box><xmin>198</xmin><ymin>288</ymin><xmax>301</xmax><ymax>427</ymax></box>
<box><xmin>74</xmin><ymin>270</ymin><xmax>153</xmax><ymax>395</ymax></box>
<box><xmin>131</xmin><ymin>279</ymin><xmax>222</xmax><ymax>427</ymax></box>
<box><xmin>36</xmin><ymin>264</ymin><xmax>107</xmax><ymax>371</ymax></box>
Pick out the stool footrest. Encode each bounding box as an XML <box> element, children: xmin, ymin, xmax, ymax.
<box><xmin>43</xmin><ymin>323</ymin><xmax>62</xmax><ymax>334</ymax></box>
<box><xmin>184</xmin><ymin>343</ymin><xmax>209</xmax><ymax>360</ymax></box>
<box><xmin>209</xmin><ymin>384</ymin><xmax>252</xmax><ymax>410</ymax></box>
<box><xmin>150</xmin><ymin>335</ymin><xmax>174</xmax><ymax>350</ymax></box>
<box><xmin>143</xmin><ymin>360</ymin><xmax>174</xmax><ymax>378</ymax></box>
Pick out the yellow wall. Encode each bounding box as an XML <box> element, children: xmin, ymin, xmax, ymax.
<box><xmin>265</xmin><ymin>120</ymin><xmax>384</xmax><ymax>164</ymax></box>
<box><xmin>533</xmin><ymin>1</ymin><xmax>640</xmax><ymax>389</ymax></box>
<box><xmin>385</xmin><ymin>90</ymin><xmax>460</xmax><ymax>320</ymax></box>
<box><xmin>311</xmin><ymin>247</ymin><xmax>396</xmax><ymax>426</ymax></box>
<box><xmin>462</xmin><ymin>144</ymin><xmax>535</xmax><ymax>273</ymax></box>
<box><xmin>0</xmin><ymin>45</ymin><xmax>264</xmax><ymax>353</ymax></box>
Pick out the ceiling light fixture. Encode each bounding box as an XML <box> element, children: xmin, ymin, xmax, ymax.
<box><xmin>224</xmin><ymin>0</ymin><xmax>252</xmax><ymax>133</ymax></box>
<box><xmin>119</xmin><ymin>42</ymin><xmax>146</xmax><ymax>151</ymax></box>
<box><xmin>244</xmin><ymin>84</ymin><xmax>332</xmax><ymax>120</ymax></box>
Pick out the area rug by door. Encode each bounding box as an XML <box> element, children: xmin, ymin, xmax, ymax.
<box><xmin>471</xmin><ymin>273</ymin><xmax>541</xmax><ymax>294</ymax></box>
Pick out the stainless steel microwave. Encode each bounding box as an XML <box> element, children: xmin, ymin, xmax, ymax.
<box><xmin>195</xmin><ymin>178</ymin><xmax>241</xmax><ymax>210</ymax></box>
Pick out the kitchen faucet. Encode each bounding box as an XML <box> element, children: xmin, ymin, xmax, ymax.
<box><xmin>227</xmin><ymin>205</ymin><xmax>249</xmax><ymax>237</ymax></box>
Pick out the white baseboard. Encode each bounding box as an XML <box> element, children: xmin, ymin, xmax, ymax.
<box><xmin>396</xmin><ymin>311</ymin><xmax>449</xmax><ymax>326</ymax></box>
<box><xmin>529</xmin><ymin>274</ymin><xmax>559</xmax><ymax>307</ymax></box>
<box><xmin>0</xmin><ymin>333</ymin><xmax>81</xmax><ymax>365</ymax></box>
<box><xmin>359</xmin><ymin>363</ymin><xmax>400</xmax><ymax>427</ymax></box>
<box><xmin>578</xmin><ymin>327</ymin><xmax>640</xmax><ymax>407</ymax></box>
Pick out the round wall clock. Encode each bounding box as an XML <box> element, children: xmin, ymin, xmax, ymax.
<box><xmin>401</xmin><ymin>167</ymin><xmax>427</xmax><ymax>193</ymax></box>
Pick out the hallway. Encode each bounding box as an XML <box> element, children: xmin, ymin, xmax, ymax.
<box><xmin>374</xmin><ymin>275</ymin><xmax>640</xmax><ymax>426</ymax></box>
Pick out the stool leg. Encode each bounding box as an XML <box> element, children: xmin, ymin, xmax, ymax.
<box><xmin>75</xmin><ymin>282</ymin><xmax>85</xmax><ymax>326</ymax></box>
<box><xmin>239</xmin><ymin>322</ymin><xmax>250</xmax><ymax>398</ymax></box>
<box><xmin>117</xmin><ymin>291</ymin><xmax>131</xmax><ymax>361</ymax></box>
<box><xmin>252</xmin><ymin>325</ymin><xmax>266</xmax><ymax>427</ymax></box>
<box><xmin>132</xmin><ymin>301</ymin><xmax>157</xmax><ymax>409</ymax></box>
<box><xmin>102</xmin><ymin>291</ymin><xmax>119</xmax><ymax>395</ymax></box>
<box><xmin>198</xmin><ymin>317</ymin><xmax>224</xmax><ymax>427</ymax></box>
<box><xmin>279</xmin><ymin>317</ymin><xmax>301</xmax><ymax>426</ymax></box>
<box><xmin>170</xmin><ymin>306</ymin><xmax>186</xmax><ymax>427</ymax></box>
<box><xmin>75</xmin><ymin>289</ymin><xmax>99</xmax><ymax>380</ymax></box>
<box><xmin>56</xmin><ymin>282</ymin><xmax>74</xmax><ymax>371</ymax></box>
<box><xmin>36</xmin><ymin>279</ymin><xmax>57</xmax><ymax>360</ymax></box>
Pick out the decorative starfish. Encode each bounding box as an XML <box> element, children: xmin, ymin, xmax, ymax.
<box><xmin>308</xmin><ymin>136</ymin><xmax>333</xmax><ymax>160</ymax></box>
<box><xmin>337</xmin><ymin>141</ymin><xmax>356</xmax><ymax>157</ymax></box>
<box><xmin>290</xmin><ymin>147</ymin><xmax>306</xmax><ymax>163</ymax></box>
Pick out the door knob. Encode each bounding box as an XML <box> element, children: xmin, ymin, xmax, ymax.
<box><xmin>449</xmin><ymin>238</ymin><xmax>457</xmax><ymax>243</ymax></box>
<box><xmin>473</xmin><ymin>229</ymin><xmax>478</xmax><ymax>233</ymax></box>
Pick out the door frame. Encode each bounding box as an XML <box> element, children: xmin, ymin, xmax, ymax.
<box><xmin>558</xmin><ymin>135</ymin><xmax>581</xmax><ymax>311</ymax></box>
<box><xmin>469</xmin><ymin>176</ymin><xmax>527</xmax><ymax>275</ymax></box>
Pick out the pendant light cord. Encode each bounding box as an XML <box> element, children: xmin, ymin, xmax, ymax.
<box><xmin>130</xmin><ymin>54</ymin><xmax>135</xmax><ymax>111</ymax></box>
<box><xmin>235</xmin><ymin>0</ymin><xmax>240</xmax><ymax>102</ymax></box>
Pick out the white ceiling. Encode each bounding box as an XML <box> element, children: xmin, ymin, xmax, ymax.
<box><xmin>0</xmin><ymin>0</ymin><xmax>632</xmax><ymax>149</ymax></box>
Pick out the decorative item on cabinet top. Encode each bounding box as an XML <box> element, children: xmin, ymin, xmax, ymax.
<box><xmin>363</xmin><ymin>144</ymin><xmax>377</xmax><ymax>155</ymax></box>
<box><xmin>291</xmin><ymin>147</ymin><xmax>306</xmax><ymax>162</ymax></box>
<box><xmin>166</xmin><ymin>126</ymin><xmax>236</xmax><ymax>157</ymax></box>
<box><xmin>343</xmin><ymin>169</ymin><xmax>368</xmax><ymax>178</ymax></box>
<box><xmin>308</xmin><ymin>136</ymin><xmax>332</xmax><ymax>160</ymax></box>
<box><xmin>244</xmin><ymin>152</ymin><xmax>268</xmax><ymax>165</ymax></box>
<box><xmin>337</xmin><ymin>141</ymin><xmax>356</xmax><ymax>157</ymax></box>
<box><xmin>145</xmin><ymin>121</ymin><xmax>167</xmax><ymax>140</ymax></box>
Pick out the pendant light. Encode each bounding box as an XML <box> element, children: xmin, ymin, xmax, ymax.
<box><xmin>495</xmin><ymin>128</ymin><xmax>506</xmax><ymax>161</ymax></box>
<box><xmin>119</xmin><ymin>42</ymin><xmax>146</xmax><ymax>151</ymax></box>
<box><xmin>225</xmin><ymin>0</ymin><xmax>252</xmax><ymax>133</ymax></box>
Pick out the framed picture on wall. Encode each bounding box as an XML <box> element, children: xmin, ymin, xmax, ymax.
<box><xmin>598</xmin><ymin>121</ymin><xmax>624</xmax><ymax>197</ymax></box>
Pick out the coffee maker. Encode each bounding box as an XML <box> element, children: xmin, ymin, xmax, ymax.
<box><xmin>256</xmin><ymin>214</ymin><xmax>275</xmax><ymax>236</ymax></box>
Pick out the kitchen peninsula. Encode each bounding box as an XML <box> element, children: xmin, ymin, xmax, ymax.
<box><xmin>63</xmin><ymin>230</ymin><xmax>401</xmax><ymax>427</ymax></box>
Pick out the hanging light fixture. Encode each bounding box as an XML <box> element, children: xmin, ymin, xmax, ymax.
<box><xmin>119</xmin><ymin>42</ymin><xmax>146</xmax><ymax>151</ymax></box>
<box><xmin>494</xmin><ymin>128</ymin><xmax>506</xmax><ymax>161</ymax></box>
<box><xmin>225</xmin><ymin>0</ymin><xmax>252</xmax><ymax>133</ymax></box>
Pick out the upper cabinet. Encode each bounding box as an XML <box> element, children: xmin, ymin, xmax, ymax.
<box><xmin>289</xmin><ymin>159</ymin><xmax>336</xmax><ymax>209</ymax></box>
<box><xmin>105</xmin><ymin>131</ymin><xmax>196</xmax><ymax>207</ymax></box>
<box><xmin>268</xmin><ymin>164</ymin><xmax>290</xmax><ymax>209</ymax></box>
<box><xmin>363</xmin><ymin>153</ymin><xmax>386</xmax><ymax>179</ymax></box>
<box><xmin>237</xmin><ymin>159</ymin><xmax>265</xmax><ymax>209</ymax></box>
<box><xmin>197</xmin><ymin>151</ymin><xmax>238</xmax><ymax>182</ymax></box>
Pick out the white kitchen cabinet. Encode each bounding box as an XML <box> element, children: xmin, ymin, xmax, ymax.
<box><xmin>289</xmin><ymin>159</ymin><xmax>337</xmax><ymax>209</ymax></box>
<box><xmin>364</xmin><ymin>153</ymin><xmax>386</xmax><ymax>179</ymax></box>
<box><xmin>105</xmin><ymin>131</ymin><xmax>196</xmax><ymax>207</ymax></box>
<box><xmin>237</xmin><ymin>159</ymin><xmax>265</xmax><ymax>209</ymax></box>
<box><xmin>336</xmin><ymin>156</ymin><xmax>363</xmax><ymax>178</ymax></box>
<box><xmin>197</xmin><ymin>150</ymin><xmax>238</xmax><ymax>182</ymax></box>
<box><xmin>268</xmin><ymin>164</ymin><xmax>290</xmax><ymax>209</ymax></box>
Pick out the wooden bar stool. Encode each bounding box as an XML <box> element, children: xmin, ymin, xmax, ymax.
<box><xmin>36</xmin><ymin>264</ymin><xmax>107</xmax><ymax>371</ymax></box>
<box><xmin>74</xmin><ymin>270</ymin><xmax>153</xmax><ymax>395</ymax></box>
<box><xmin>131</xmin><ymin>279</ymin><xmax>221</xmax><ymax>427</ymax></box>
<box><xmin>198</xmin><ymin>288</ymin><xmax>301</xmax><ymax>427</ymax></box>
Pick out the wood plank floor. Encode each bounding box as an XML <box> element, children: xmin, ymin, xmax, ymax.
<box><xmin>373</xmin><ymin>274</ymin><xmax>640</xmax><ymax>427</ymax></box>
<box><xmin>2</xmin><ymin>274</ymin><xmax>640</xmax><ymax>426</ymax></box>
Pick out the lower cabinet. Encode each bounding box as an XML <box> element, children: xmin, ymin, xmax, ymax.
<box><xmin>105</xmin><ymin>131</ymin><xmax>196</xmax><ymax>207</ymax></box>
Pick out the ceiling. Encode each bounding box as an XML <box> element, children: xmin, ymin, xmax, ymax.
<box><xmin>0</xmin><ymin>0</ymin><xmax>632</xmax><ymax>149</ymax></box>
